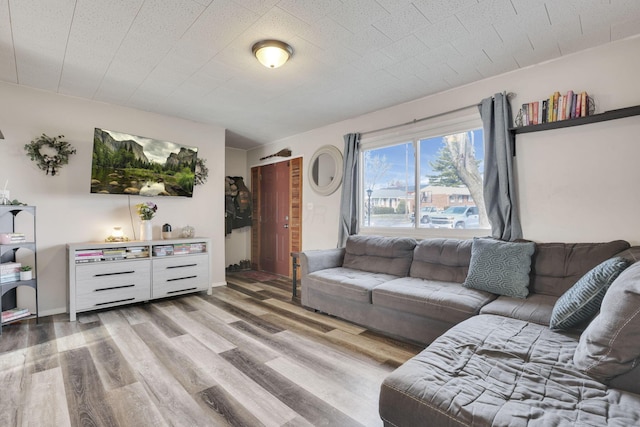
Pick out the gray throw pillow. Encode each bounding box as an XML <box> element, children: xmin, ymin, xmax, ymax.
<box><xmin>574</xmin><ymin>261</ymin><xmax>640</xmax><ymax>382</ymax></box>
<box><xmin>550</xmin><ymin>257</ymin><xmax>631</xmax><ymax>330</ymax></box>
<box><xmin>463</xmin><ymin>238</ymin><xmax>535</xmax><ymax>298</ymax></box>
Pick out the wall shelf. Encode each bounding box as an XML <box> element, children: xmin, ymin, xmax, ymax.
<box><xmin>510</xmin><ymin>105</ymin><xmax>640</xmax><ymax>135</ymax></box>
<box><xmin>508</xmin><ymin>105</ymin><xmax>640</xmax><ymax>155</ymax></box>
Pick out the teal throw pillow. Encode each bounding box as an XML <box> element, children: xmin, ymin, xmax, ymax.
<box><xmin>550</xmin><ymin>257</ymin><xmax>632</xmax><ymax>330</ymax></box>
<box><xmin>463</xmin><ymin>238</ymin><xmax>535</xmax><ymax>298</ymax></box>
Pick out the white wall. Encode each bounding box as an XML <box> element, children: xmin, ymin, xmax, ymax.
<box><xmin>247</xmin><ymin>35</ymin><xmax>640</xmax><ymax>249</ymax></box>
<box><xmin>225</xmin><ymin>147</ymin><xmax>251</xmax><ymax>265</ymax></box>
<box><xmin>0</xmin><ymin>82</ymin><xmax>226</xmax><ymax>316</ymax></box>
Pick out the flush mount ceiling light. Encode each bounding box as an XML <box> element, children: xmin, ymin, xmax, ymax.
<box><xmin>252</xmin><ymin>40</ymin><xmax>293</xmax><ymax>69</ymax></box>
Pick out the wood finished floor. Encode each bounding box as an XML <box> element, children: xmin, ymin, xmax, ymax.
<box><xmin>0</xmin><ymin>273</ymin><xmax>423</xmax><ymax>427</ymax></box>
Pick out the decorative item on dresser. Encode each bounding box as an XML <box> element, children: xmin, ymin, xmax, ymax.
<box><xmin>136</xmin><ymin>202</ymin><xmax>157</xmax><ymax>241</ymax></box>
<box><xmin>66</xmin><ymin>238</ymin><xmax>212</xmax><ymax>321</ymax></box>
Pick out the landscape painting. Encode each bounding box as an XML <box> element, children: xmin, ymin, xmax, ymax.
<box><xmin>90</xmin><ymin>128</ymin><xmax>198</xmax><ymax>197</ymax></box>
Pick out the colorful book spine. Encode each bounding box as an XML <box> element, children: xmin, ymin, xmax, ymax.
<box><xmin>565</xmin><ymin>90</ymin><xmax>574</xmax><ymax>119</ymax></box>
<box><xmin>517</xmin><ymin>89</ymin><xmax>590</xmax><ymax>126</ymax></box>
<box><xmin>2</xmin><ymin>308</ymin><xmax>30</xmax><ymax>323</ymax></box>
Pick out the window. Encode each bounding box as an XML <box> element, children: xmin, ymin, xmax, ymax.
<box><xmin>361</xmin><ymin>115</ymin><xmax>489</xmax><ymax>235</ymax></box>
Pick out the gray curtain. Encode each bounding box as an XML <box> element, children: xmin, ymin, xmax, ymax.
<box><xmin>479</xmin><ymin>93</ymin><xmax>522</xmax><ymax>241</ymax></box>
<box><xmin>337</xmin><ymin>133</ymin><xmax>361</xmax><ymax>247</ymax></box>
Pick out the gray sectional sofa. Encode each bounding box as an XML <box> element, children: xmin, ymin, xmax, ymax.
<box><xmin>300</xmin><ymin>235</ymin><xmax>640</xmax><ymax>426</ymax></box>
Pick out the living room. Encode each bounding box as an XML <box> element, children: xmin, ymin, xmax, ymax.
<box><xmin>1</xmin><ymin>1</ymin><xmax>640</xmax><ymax>425</ymax></box>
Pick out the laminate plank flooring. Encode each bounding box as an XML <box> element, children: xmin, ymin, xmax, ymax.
<box><xmin>0</xmin><ymin>273</ymin><xmax>423</xmax><ymax>427</ymax></box>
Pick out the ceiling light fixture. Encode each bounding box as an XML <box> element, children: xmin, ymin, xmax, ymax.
<box><xmin>252</xmin><ymin>40</ymin><xmax>293</xmax><ymax>69</ymax></box>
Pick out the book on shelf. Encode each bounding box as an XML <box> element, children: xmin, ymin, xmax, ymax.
<box><xmin>75</xmin><ymin>250</ymin><xmax>104</xmax><ymax>258</ymax></box>
<box><xmin>2</xmin><ymin>307</ymin><xmax>30</xmax><ymax>323</ymax></box>
<box><xmin>173</xmin><ymin>244</ymin><xmax>191</xmax><ymax>255</ymax></box>
<box><xmin>517</xmin><ymin>90</ymin><xmax>590</xmax><ymax>127</ymax></box>
<box><xmin>75</xmin><ymin>258</ymin><xmax>104</xmax><ymax>263</ymax></box>
<box><xmin>189</xmin><ymin>242</ymin><xmax>206</xmax><ymax>253</ymax></box>
<box><xmin>581</xmin><ymin>91</ymin><xmax>588</xmax><ymax>117</ymax></box>
<box><xmin>1</xmin><ymin>261</ymin><xmax>21</xmax><ymax>273</ymax></box>
<box><xmin>75</xmin><ymin>249</ymin><xmax>105</xmax><ymax>263</ymax></box>
<box><xmin>103</xmin><ymin>248</ymin><xmax>126</xmax><ymax>260</ymax></box>
<box><xmin>152</xmin><ymin>245</ymin><xmax>174</xmax><ymax>256</ymax></box>
<box><xmin>1</xmin><ymin>273</ymin><xmax>20</xmax><ymax>283</ymax></box>
<box><xmin>566</xmin><ymin>90</ymin><xmax>574</xmax><ymax>119</ymax></box>
<box><xmin>127</xmin><ymin>246</ymin><xmax>147</xmax><ymax>253</ymax></box>
<box><xmin>126</xmin><ymin>252</ymin><xmax>149</xmax><ymax>259</ymax></box>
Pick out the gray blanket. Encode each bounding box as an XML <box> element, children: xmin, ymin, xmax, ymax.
<box><xmin>380</xmin><ymin>314</ymin><xmax>640</xmax><ymax>426</ymax></box>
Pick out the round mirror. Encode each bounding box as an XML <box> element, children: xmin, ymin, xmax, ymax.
<box><xmin>309</xmin><ymin>145</ymin><xmax>343</xmax><ymax>196</ymax></box>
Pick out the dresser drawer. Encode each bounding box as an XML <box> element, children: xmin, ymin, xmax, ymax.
<box><xmin>152</xmin><ymin>254</ymin><xmax>209</xmax><ymax>298</ymax></box>
<box><xmin>75</xmin><ymin>260</ymin><xmax>151</xmax><ymax>311</ymax></box>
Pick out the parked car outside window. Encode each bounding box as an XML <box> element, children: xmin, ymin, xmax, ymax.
<box><xmin>410</xmin><ymin>206</ymin><xmax>439</xmax><ymax>224</ymax></box>
<box><xmin>429</xmin><ymin>206</ymin><xmax>479</xmax><ymax>229</ymax></box>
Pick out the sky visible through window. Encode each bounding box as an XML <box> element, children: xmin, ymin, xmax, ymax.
<box><xmin>366</xmin><ymin>129</ymin><xmax>483</xmax><ymax>189</ymax></box>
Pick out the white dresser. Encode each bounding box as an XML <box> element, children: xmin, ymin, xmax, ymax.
<box><xmin>67</xmin><ymin>238</ymin><xmax>211</xmax><ymax>321</ymax></box>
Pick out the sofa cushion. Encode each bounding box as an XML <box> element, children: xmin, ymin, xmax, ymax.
<box><xmin>380</xmin><ymin>314</ymin><xmax>640</xmax><ymax>427</ymax></box>
<box><xmin>550</xmin><ymin>257</ymin><xmax>631</xmax><ymax>330</ymax></box>
<box><xmin>372</xmin><ymin>277</ymin><xmax>497</xmax><ymax>324</ymax></box>
<box><xmin>342</xmin><ymin>235</ymin><xmax>416</xmax><ymax>276</ymax></box>
<box><xmin>528</xmin><ymin>240</ymin><xmax>630</xmax><ymax>297</ymax></box>
<box><xmin>574</xmin><ymin>261</ymin><xmax>640</xmax><ymax>383</ymax></box>
<box><xmin>304</xmin><ymin>267</ymin><xmax>399</xmax><ymax>304</ymax></box>
<box><xmin>479</xmin><ymin>293</ymin><xmax>557</xmax><ymax>326</ymax></box>
<box><xmin>409</xmin><ymin>238</ymin><xmax>472</xmax><ymax>283</ymax></box>
<box><xmin>463</xmin><ymin>238</ymin><xmax>535</xmax><ymax>298</ymax></box>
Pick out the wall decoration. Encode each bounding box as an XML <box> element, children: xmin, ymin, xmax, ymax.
<box><xmin>24</xmin><ymin>133</ymin><xmax>77</xmax><ymax>176</ymax></box>
<box><xmin>225</xmin><ymin>176</ymin><xmax>251</xmax><ymax>235</ymax></box>
<box><xmin>195</xmin><ymin>157</ymin><xmax>208</xmax><ymax>185</ymax></box>
<box><xmin>259</xmin><ymin>148</ymin><xmax>292</xmax><ymax>161</ymax></box>
<box><xmin>91</xmin><ymin>128</ymin><xmax>197</xmax><ymax>197</ymax></box>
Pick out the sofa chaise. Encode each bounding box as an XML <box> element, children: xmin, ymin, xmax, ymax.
<box><xmin>300</xmin><ymin>234</ymin><xmax>640</xmax><ymax>425</ymax></box>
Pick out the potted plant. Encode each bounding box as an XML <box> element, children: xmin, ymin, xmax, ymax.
<box><xmin>20</xmin><ymin>265</ymin><xmax>32</xmax><ymax>281</ymax></box>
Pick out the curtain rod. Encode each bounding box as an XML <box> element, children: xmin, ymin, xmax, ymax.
<box><xmin>360</xmin><ymin>92</ymin><xmax>515</xmax><ymax>136</ymax></box>
<box><xmin>361</xmin><ymin>103</ymin><xmax>479</xmax><ymax>136</ymax></box>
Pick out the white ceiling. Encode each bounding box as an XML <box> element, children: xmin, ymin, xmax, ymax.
<box><xmin>2</xmin><ymin>0</ymin><xmax>640</xmax><ymax>149</ymax></box>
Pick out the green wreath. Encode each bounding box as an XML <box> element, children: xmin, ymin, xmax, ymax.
<box><xmin>24</xmin><ymin>133</ymin><xmax>77</xmax><ymax>176</ymax></box>
<box><xmin>195</xmin><ymin>157</ymin><xmax>209</xmax><ymax>185</ymax></box>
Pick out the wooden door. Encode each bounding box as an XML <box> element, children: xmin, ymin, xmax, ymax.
<box><xmin>251</xmin><ymin>158</ymin><xmax>302</xmax><ymax>277</ymax></box>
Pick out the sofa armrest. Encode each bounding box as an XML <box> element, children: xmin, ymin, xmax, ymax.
<box><xmin>301</xmin><ymin>248</ymin><xmax>345</xmax><ymax>275</ymax></box>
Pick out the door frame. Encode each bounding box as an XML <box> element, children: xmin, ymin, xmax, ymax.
<box><xmin>251</xmin><ymin>157</ymin><xmax>302</xmax><ymax>277</ymax></box>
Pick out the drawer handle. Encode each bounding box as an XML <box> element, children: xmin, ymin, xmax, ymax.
<box><xmin>166</xmin><ymin>264</ymin><xmax>197</xmax><ymax>269</ymax></box>
<box><xmin>167</xmin><ymin>275</ymin><xmax>197</xmax><ymax>282</ymax></box>
<box><xmin>167</xmin><ymin>287</ymin><xmax>197</xmax><ymax>295</ymax></box>
<box><xmin>94</xmin><ymin>270</ymin><xmax>135</xmax><ymax>277</ymax></box>
<box><xmin>95</xmin><ymin>284</ymin><xmax>135</xmax><ymax>292</ymax></box>
<box><xmin>94</xmin><ymin>297</ymin><xmax>135</xmax><ymax>307</ymax></box>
